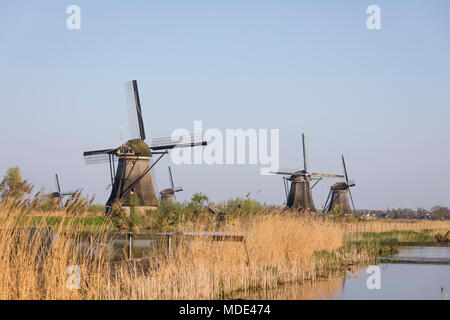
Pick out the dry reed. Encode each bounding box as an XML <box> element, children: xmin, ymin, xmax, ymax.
<box><xmin>2</xmin><ymin>205</ymin><xmax>448</xmax><ymax>300</ymax></box>
<box><xmin>0</xmin><ymin>207</ymin><xmax>345</xmax><ymax>299</ymax></box>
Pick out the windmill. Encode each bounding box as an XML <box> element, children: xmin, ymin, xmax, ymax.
<box><xmin>159</xmin><ymin>166</ymin><xmax>183</xmax><ymax>203</ymax></box>
<box><xmin>83</xmin><ymin>80</ymin><xmax>206</xmax><ymax>214</ymax></box>
<box><xmin>51</xmin><ymin>174</ymin><xmax>74</xmax><ymax>207</ymax></box>
<box><xmin>270</xmin><ymin>133</ymin><xmax>344</xmax><ymax>212</ymax></box>
<box><xmin>324</xmin><ymin>155</ymin><xmax>356</xmax><ymax>213</ymax></box>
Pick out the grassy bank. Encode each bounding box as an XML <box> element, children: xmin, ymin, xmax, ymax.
<box><xmin>1</xmin><ymin>199</ymin><xmax>449</xmax><ymax>299</ymax></box>
<box><xmin>0</xmin><ymin>206</ymin><xmax>347</xmax><ymax>299</ymax></box>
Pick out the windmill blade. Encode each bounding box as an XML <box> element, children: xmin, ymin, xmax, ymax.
<box><xmin>126</xmin><ymin>80</ymin><xmax>146</xmax><ymax>141</ymax></box>
<box><xmin>173</xmin><ymin>186</ymin><xmax>183</xmax><ymax>192</ymax></box>
<box><xmin>151</xmin><ymin>141</ymin><xmax>207</xmax><ymax>151</ymax></box>
<box><xmin>83</xmin><ymin>149</ymin><xmax>117</xmax><ymax>164</ymax></box>
<box><xmin>168</xmin><ymin>166</ymin><xmax>175</xmax><ymax>189</ymax></box>
<box><xmin>302</xmin><ymin>133</ymin><xmax>307</xmax><ymax>172</ymax></box>
<box><xmin>83</xmin><ymin>152</ymin><xmax>117</xmax><ymax>165</ymax></box>
<box><xmin>282</xmin><ymin>177</ymin><xmax>289</xmax><ymax>201</ymax></box>
<box><xmin>55</xmin><ymin>174</ymin><xmax>61</xmax><ymax>195</ymax></box>
<box><xmin>347</xmin><ymin>179</ymin><xmax>356</xmax><ymax>187</ymax></box>
<box><xmin>151</xmin><ymin>134</ymin><xmax>207</xmax><ymax>150</ymax></box>
<box><xmin>269</xmin><ymin>168</ymin><xmax>297</xmax><ymax>175</ymax></box>
<box><xmin>348</xmin><ymin>188</ymin><xmax>356</xmax><ymax>212</ymax></box>
<box><xmin>151</xmin><ymin>133</ymin><xmax>204</xmax><ymax>145</ymax></box>
<box><xmin>311</xmin><ymin>177</ymin><xmax>322</xmax><ymax>190</ymax></box>
<box><xmin>83</xmin><ymin>148</ymin><xmax>116</xmax><ymax>156</ymax></box>
<box><xmin>84</xmin><ymin>156</ymin><xmax>114</xmax><ymax>165</ymax></box>
<box><xmin>323</xmin><ymin>189</ymin><xmax>332</xmax><ymax>212</ymax></box>
<box><xmin>310</xmin><ymin>173</ymin><xmax>344</xmax><ymax>178</ymax></box>
<box><xmin>342</xmin><ymin>154</ymin><xmax>349</xmax><ymax>184</ymax></box>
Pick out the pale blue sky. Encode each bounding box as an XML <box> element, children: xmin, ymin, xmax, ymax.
<box><xmin>1</xmin><ymin>1</ymin><xmax>449</xmax><ymax>210</ymax></box>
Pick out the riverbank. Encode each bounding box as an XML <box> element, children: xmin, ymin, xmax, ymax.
<box><xmin>1</xmin><ymin>206</ymin><xmax>449</xmax><ymax>299</ymax></box>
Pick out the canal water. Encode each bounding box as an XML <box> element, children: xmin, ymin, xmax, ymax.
<box><xmin>244</xmin><ymin>247</ymin><xmax>450</xmax><ymax>300</ymax></box>
<box><xmin>65</xmin><ymin>233</ymin><xmax>449</xmax><ymax>299</ymax></box>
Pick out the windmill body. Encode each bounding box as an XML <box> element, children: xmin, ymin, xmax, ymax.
<box><xmin>159</xmin><ymin>166</ymin><xmax>183</xmax><ymax>203</ymax></box>
<box><xmin>271</xmin><ymin>134</ymin><xmax>343</xmax><ymax>212</ymax></box>
<box><xmin>83</xmin><ymin>80</ymin><xmax>206</xmax><ymax>214</ymax></box>
<box><xmin>326</xmin><ymin>182</ymin><xmax>352</xmax><ymax>213</ymax></box>
<box><xmin>159</xmin><ymin>189</ymin><xmax>176</xmax><ymax>203</ymax></box>
<box><xmin>52</xmin><ymin>174</ymin><xmax>74</xmax><ymax>208</ymax></box>
<box><xmin>286</xmin><ymin>171</ymin><xmax>316</xmax><ymax>211</ymax></box>
<box><xmin>106</xmin><ymin>151</ymin><xmax>157</xmax><ymax>208</ymax></box>
<box><xmin>324</xmin><ymin>155</ymin><xmax>356</xmax><ymax>214</ymax></box>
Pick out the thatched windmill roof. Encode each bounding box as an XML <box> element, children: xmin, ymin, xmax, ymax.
<box><xmin>159</xmin><ymin>188</ymin><xmax>175</xmax><ymax>195</ymax></box>
<box><xmin>331</xmin><ymin>182</ymin><xmax>348</xmax><ymax>191</ymax></box>
<box><xmin>123</xmin><ymin>139</ymin><xmax>152</xmax><ymax>157</ymax></box>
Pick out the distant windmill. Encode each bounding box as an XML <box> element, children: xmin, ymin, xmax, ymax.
<box><xmin>324</xmin><ymin>155</ymin><xmax>356</xmax><ymax>213</ymax></box>
<box><xmin>270</xmin><ymin>133</ymin><xmax>344</xmax><ymax>212</ymax></box>
<box><xmin>159</xmin><ymin>166</ymin><xmax>183</xmax><ymax>203</ymax></box>
<box><xmin>83</xmin><ymin>80</ymin><xmax>207</xmax><ymax>214</ymax></box>
<box><xmin>51</xmin><ymin>174</ymin><xmax>74</xmax><ymax>207</ymax></box>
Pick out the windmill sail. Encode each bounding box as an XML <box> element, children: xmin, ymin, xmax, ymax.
<box><xmin>310</xmin><ymin>173</ymin><xmax>344</xmax><ymax>178</ymax></box>
<box><xmin>126</xmin><ymin>80</ymin><xmax>146</xmax><ymax>141</ymax></box>
<box><xmin>55</xmin><ymin>174</ymin><xmax>61</xmax><ymax>195</ymax></box>
<box><xmin>269</xmin><ymin>168</ymin><xmax>298</xmax><ymax>175</ymax></box>
<box><xmin>302</xmin><ymin>133</ymin><xmax>307</xmax><ymax>171</ymax></box>
<box><xmin>342</xmin><ymin>154</ymin><xmax>356</xmax><ymax>212</ymax></box>
<box><xmin>151</xmin><ymin>133</ymin><xmax>207</xmax><ymax>150</ymax></box>
<box><xmin>83</xmin><ymin>149</ymin><xmax>117</xmax><ymax>164</ymax></box>
<box><xmin>168</xmin><ymin>166</ymin><xmax>174</xmax><ymax>189</ymax></box>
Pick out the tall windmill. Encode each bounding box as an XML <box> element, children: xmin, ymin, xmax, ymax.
<box><xmin>83</xmin><ymin>80</ymin><xmax>206</xmax><ymax>214</ymax></box>
<box><xmin>51</xmin><ymin>174</ymin><xmax>74</xmax><ymax>207</ymax></box>
<box><xmin>270</xmin><ymin>133</ymin><xmax>343</xmax><ymax>212</ymax></box>
<box><xmin>159</xmin><ymin>166</ymin><xmax>183</xmax><ymax>203</ymax></box>
<box><xmin>324</xmin><ymin>155</ymin><xmax>356</xmax><ymax>213</ymax></box>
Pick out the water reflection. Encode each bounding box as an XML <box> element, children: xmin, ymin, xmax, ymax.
<box><xmin>338</xmin><ymin>263</ymin><xmax>449</xmax><ymax>300</ymax></box>
<box><xmin>237</xmin><ymin>279</ymin><xmax>344</xmax><ymax>300</ymax></box>
<box><xmin>242</xmin><ymin>247</ymin><xmax>450</xmax><ymax>300</ymax></box>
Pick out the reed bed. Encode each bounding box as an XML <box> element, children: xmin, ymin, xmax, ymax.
<box><xmin>0</xmin><ymin>210</ymin><xmax>111</xmax><ymax>299</ymax></box>
<box><xmin>1</xmin><ymin>202</ymin><xmax>448</xmax><ymax>299</ymax></box>
<box><xmin>0</xmin><ymin>206</ymin><xmax>347</xmax><ymax>300</ymax></box>
<box><xmin>343</xmin><ymin>219</ymin><xmax>450</xmax><ymax>235</ymax></box>
<box><xmin>1</xmin><ymin>173</ymin><xmax>448</xmax><ymax>299</ymax></box>
<box><xmin>103</xmin><ymin>214</ymin><xmax>344</xmax><ymax>299</ymax></box>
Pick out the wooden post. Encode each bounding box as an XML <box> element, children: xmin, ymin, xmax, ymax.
<box><xmin>167</xmin><ymin>234</ymin><xmax>171</xmax><ymax>255</ymax></box>
<box><xmin>127</xmin><ymin>233</ymin><xmax>133</xmax><ymax>260</ymax></box>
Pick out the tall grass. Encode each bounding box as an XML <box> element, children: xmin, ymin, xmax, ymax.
<box><xmin>96</xmin><ymin>213</ymin><xmax>345</xmax><ymax>299</ymax></box>
<box><xmin>0</xmin><ymin>204</ymin><xmax>348</xmax><ymax>299</ymax></box>
<box><xmin>0</xmin><ymin>209</ymin><xmax>111</xmax><ymax>299</ymax></box>
<box><xmin>1</xmin><ymin>178</ymin><xmax>448</xmax><ymax>299</ymax></box>
<box><xmin>343</xmin><ymin>220</ymin><xmax>450</xmax><ymax>238</ymax></box>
